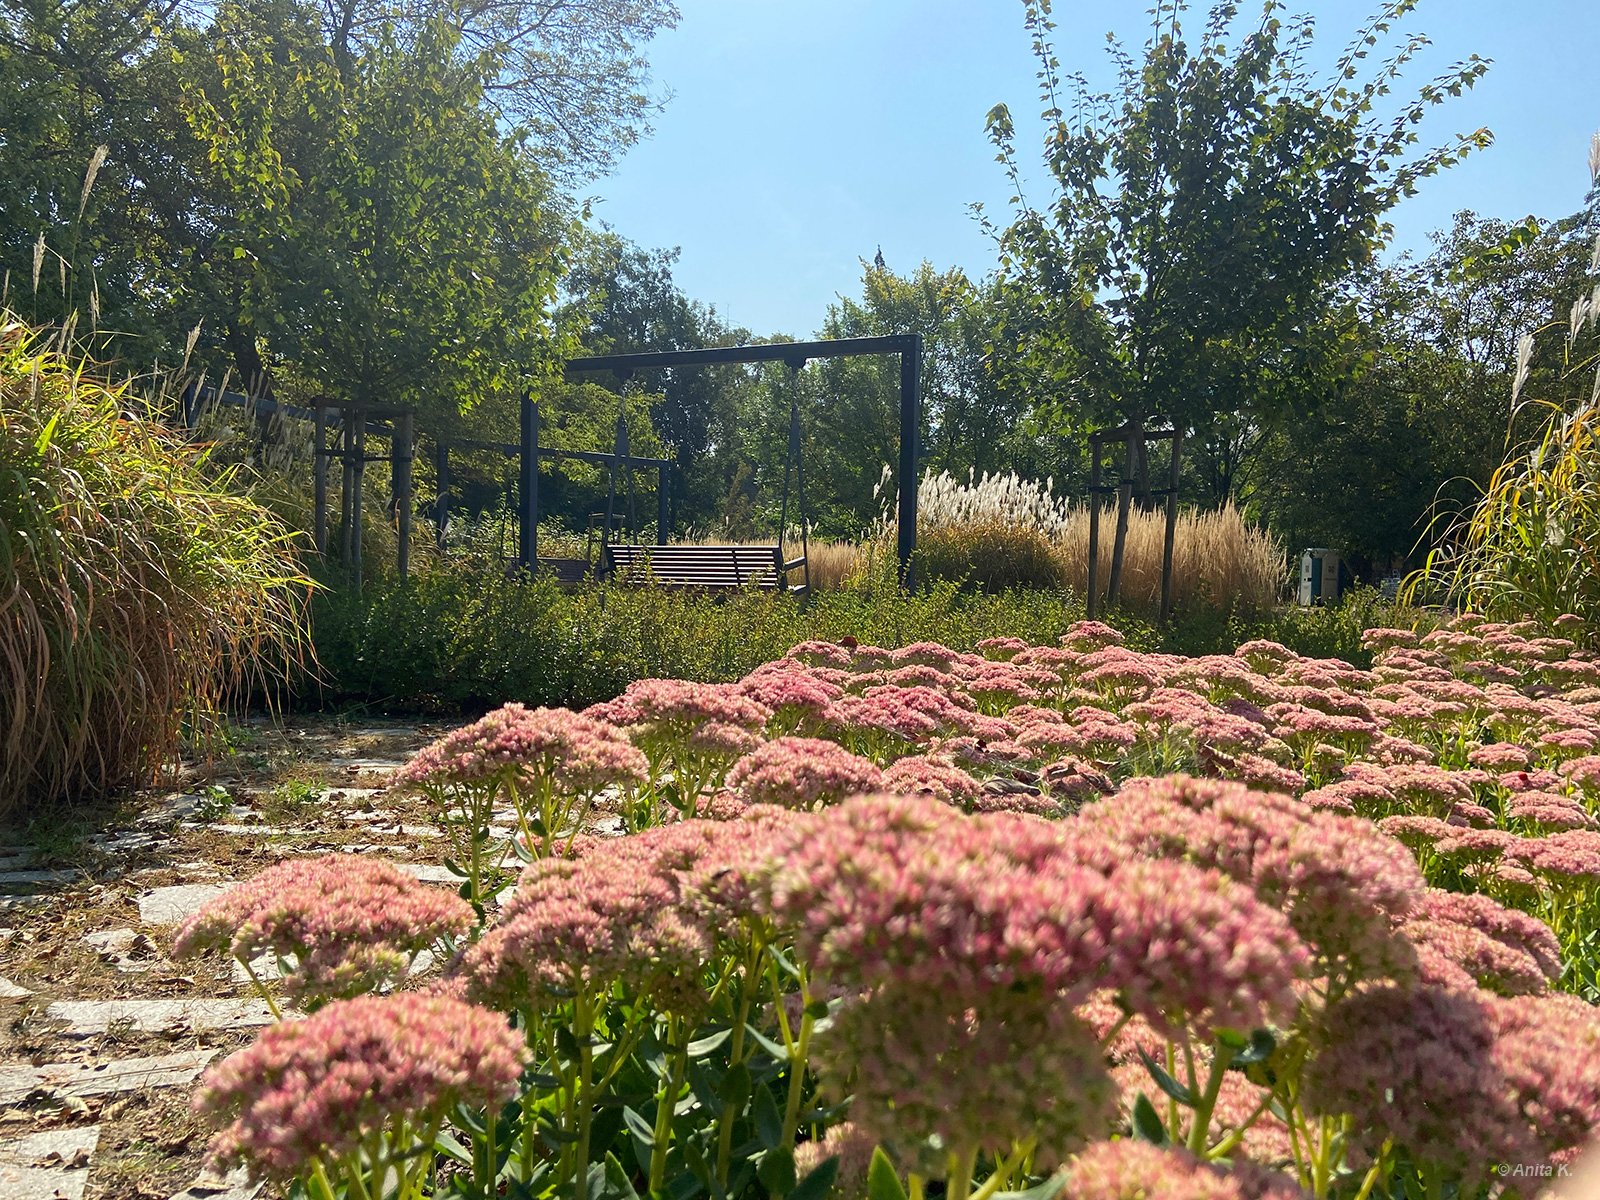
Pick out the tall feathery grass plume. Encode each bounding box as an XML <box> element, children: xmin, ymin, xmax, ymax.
<box><xmin>887</xmin><ymin>468</ymin><xmax>1285</xmax><ymax>610</ymax></box>
<box><xmin>0</xmin><ymin>315</ymin><xmax>313</xmax><ymax>819</ymax></box>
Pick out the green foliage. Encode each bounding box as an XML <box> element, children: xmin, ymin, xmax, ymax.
<box><xmin>1249</xmin><ymin>208</ymin><xmax>1598</xmax><ymax>568</ymax></box>
<box><xmin>913</xmin><ymin>523</ymin><xmax>1066</xmax><ymax>593</ymax></box>
<box><xmin>179</xmin><ymin>3</ymin><xmax>572</xmax><ymax>424</ymax></box>
<box><xmin>985</xmin><ymin>0</ymin><xmax>1491</xmax><ymax>505</ymax></box>
<box><xmin>0</xmin><ymin>316</ymin><xmax>311</xmax><ymax>818</ymax></box>
<box><xmin>305</xmin><ymin>564</ymin><xmax>1430</xmax><ymax>712</ymax></box>
<box><xmin>1405</xmin><ymin>154</ymin><xmax>1600</xmax><ymax>626</ymax></box>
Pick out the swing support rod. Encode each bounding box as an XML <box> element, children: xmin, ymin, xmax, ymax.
<box><xmin>565</xmin><ymin>335</ymin><xmax>923</xmax><ymax>584</ymax></box>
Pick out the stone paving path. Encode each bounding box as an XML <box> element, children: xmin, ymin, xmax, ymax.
<box><xmin>0</xmin><ymin>715</ymin><xmax>464</xmax><ymax>1199</ymax></box>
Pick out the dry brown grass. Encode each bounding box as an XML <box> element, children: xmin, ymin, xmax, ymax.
<box><xmin>897</xmin><ymin>470</ymin><xmax>1286</xmax><ymax>611</ymax></box>
<box><xmin>1056</xmin><ymin>502</ymin><xmax>1287</xmax><ymax>613</ymax></box>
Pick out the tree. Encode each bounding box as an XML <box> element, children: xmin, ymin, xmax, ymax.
<box><xmin>174</xmin><ymin>0</ymin><xmax>574</xmax><ymax>427</ymax></box>
<box><xmin>1248</xmin><ymin>206</ymin><xmax>1598</xmax><ymax>574</ymax></box>
<box><xmin>984</xmin><ymin>0</ymin><xmax>1491</xmax><ymax>506</ymax></box>
<box><xmin>813</xmin><ymin>258</ymin><xmax>1083</xmax><ymax>531</ymax></box>
<box><xmin>560</xmin><ymin>233</ymin><xmax>757</xmax><ymax>529</ymax></box>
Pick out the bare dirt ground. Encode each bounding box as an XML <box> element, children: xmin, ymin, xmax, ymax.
<box><xmin>0</xmin><ymin>715</ymin><xmax>463</xmax><ymax>1200</ymax></box>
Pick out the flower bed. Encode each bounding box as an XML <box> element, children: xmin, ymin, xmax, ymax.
<box><xmin>175</xmin><ymin>616</ymin><xmax>1600</xmax><ymax>1200</ymax></box>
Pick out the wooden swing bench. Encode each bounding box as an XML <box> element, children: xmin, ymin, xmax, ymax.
<box><xmin>604</xmin><ymin>544</ymin><xmax>808</xmax><ymax>592</ymax></box>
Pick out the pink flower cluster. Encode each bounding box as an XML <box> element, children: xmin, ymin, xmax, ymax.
<box><xmin>765</xmin><ymin>792</ymin><xmax>1306</xmax><ymax>1032</ymax></box>
<box><xmin>726</xmin><ymin>737</ymin><xmax>883</xmax><ymax>810</ymax></box>
<box><xmin>394</xmin><ymin>703</ymin><xmax>646</xmax><ymax>797</ymax></box>
<box><xmin>174</xmin><ymin>856</ymin><xmax>474</xmax><ymax>1006</ymax></box>
<box><xmin>197</xmin><ymin>994</ymin><xmax>524</xmax><ymax>1182</ymax></box>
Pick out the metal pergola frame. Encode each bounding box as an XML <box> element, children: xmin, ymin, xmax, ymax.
<box><xmin>564</xmin><ymin>334</ymin><xmax>924</xmax><ymax>582</ymax></box>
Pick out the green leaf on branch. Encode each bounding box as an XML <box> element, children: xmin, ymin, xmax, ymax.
<box><xmin>718</xmin><ymin>1062</ymin><xmax>751</xmax><ymax>1111</ymax></box>
<box><xmin>587</xmin><ymin>1152</ymin><xmax>640</xmax><ymax>1200</ymax></box>
<box><xmin>867</xmin><ymin>1147</ymin><xmax>907</xmax><ymax>1200</ymax></box>
<box><xmin>991</xmin><ymin>1175</ymin><xmax>1068</xmax><ymax>1200</ymax></box>
<box><xmin>687</xmin><ymin>1028</ymin><xmax>731</xmax><ymax>1058</ymax></box>
<box><xmin>789</xmin><ymin>1156</ymin><xmax>839</xmax><ymax>1200</ymax></box>
<box><xmin>752</xmin><ymin>1085</ymin><xmax>783</xmax><ymax>1150</ymax></box>
<box><xmin>1231</xmin><ymin>1028</ymin><xmax>1277</xmax><ymax>1066</ymax></box>
<box><xmin>623</xmin><ymin>1104</ymin><xmax>656</xmax><ymax>1149</ymax></box>
<box><xmin>758</xmin><ymin>1147</ymin><xmax>797</xmax><ymax>1195</ymax></box>
<box><xmin>1136</xmin><ymin>1048</ymin><xmax>1197</xmax><ymax>1107</ymax></box>
<box><xmin>1132</xmin><ymin>1093</ymin><xmax>1169</xmax><ymax>1145</ymax></box>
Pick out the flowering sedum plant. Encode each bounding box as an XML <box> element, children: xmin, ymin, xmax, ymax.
<box><xmin>188</xmin><ymin>620</ymin><xmax>1600</xmax><ymax>1200</ymax></box>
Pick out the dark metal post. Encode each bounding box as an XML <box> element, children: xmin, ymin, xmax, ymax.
<box><xmin>395</xmin><ymin>410</ymin><xmax>413</xmax><ymax>580</ymax></box>
<box><xmin>340</xmin><ymin>415</ymin><xmax>355</xmax><ymax>571</ymax></box>
<box><xmin>602</xmin><ymin>407</ymin><xmax>623</xmax><ymax>551</ymax></box>
<box><xmin>313</xmin><ymin>404</ymin><xmax>328</xmax><ymax>560</ymax></box>
<box><xmin>1107</xmin><ymin>422</ymin><xmax>1137</xmax><ymax>605</ymax></box>
<box><xmin>897</xmin><ymin>335</ymin><xmax>922</xmax><ymax>587</ymax></box>
<box><xmin>435</xmin><ymin>442</ymin><xmax>450</xmax><ymax>551</ymax></box>
<box><xmin>657</xmin><ymin>463</ymin><xmax>671</xmax><ymax>544</ymax></box>
<box><xmin>350</xmin><ymin>409</ymin><xmax>366</xmax><ymax>592</ymax></box>
<box><xmin>519</xmin><ymin>394</ymin><xmax>538</xmax><ymax>573</ymax></box>
<box><xmin>181</xmin><ymin>381</ymin><xmax>198</xmax><ymax>433</ymax></box>
<box><xmin>1087</xmin><ymin>436</ymin><xmax>1102</xmax><ymax>619</ymax></box>
<box><xmin>1160</xmin><ymin>428</ymin><xmax>1183</xmax><ymax>623</ymax></box>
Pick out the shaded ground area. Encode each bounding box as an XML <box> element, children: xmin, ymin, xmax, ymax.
<box><xmin>0</xmin><ymin>716</ymin><xmax>469</xmax><ymax>1199</ymax></box>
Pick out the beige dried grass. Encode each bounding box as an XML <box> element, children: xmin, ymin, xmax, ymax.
<box><xmin>903</xmin><ymin>469</ymin><xmax>1285</xmax><ymax>611</ymax></box>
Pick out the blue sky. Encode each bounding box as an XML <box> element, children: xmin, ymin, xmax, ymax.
<box><xmin>590</xmin><ymin>0</ymin><xmax>1599</xmax><ymax>339</ymax></box>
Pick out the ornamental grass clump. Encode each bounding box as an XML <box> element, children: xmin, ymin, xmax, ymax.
<box><xmin>0</xmin><ymin>317</ymin><xmax>309</xmax><ymax>819</ymax></box>
<box><xmin>197</xmin><ymin>993</ymin><xmax>524</xmax><ymax>1198</ymax></box>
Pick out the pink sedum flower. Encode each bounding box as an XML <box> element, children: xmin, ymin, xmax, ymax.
<box><xmin>881</xmin><ymin>754</ymin><xmax>983</xmax><ymax>808</ymax></box>
<box><xmin>816</xmin><ymin>983</ymin><xmax>1117</xmax><ymax>1170</ymax></box>
<box><xmin>393</xmin><ymin>704</ymin><xmax>646</xmax><ymax>797</ymax></box>
<box><xmin>726</xmin><ymin>737</ymin><xmax>883</xmax><ymax>810</ymax></box>
<box><xmin>1306</xmin><ymin>984</ymin><xmax>1534</xmax><ymax>1179</ymax></box>
<box><xmin>1064</xmin><ymin>1141</ymin><xmax>1242</xmax><ymax>1200</ymax></box>
<box><xmin>197</xmin><ymin>994</ymin><xmax>524</xmax><ymax>1183</ymax></box>
<box><xmin>462</xmin><ymin>823</ymin><xmax>725</xmax><ymax>1013</ymax></box>
<box><xmin>173</xmin><ymin>856</ymin><xmax>473</xmax><ymax>1007</ymax></box>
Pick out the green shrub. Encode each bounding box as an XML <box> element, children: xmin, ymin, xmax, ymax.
<box><xmin>0</xmin><ymin>318</ymin><xmax>311</xmax><ymax>818</ymax></box>
<box><xmin>304</xmin><ymin>567</ymin><xmax>1437</xmax><ymax>712</ymax></box>
<box><xmin>914</xmin><ymin>521</ymin><xmax>1065</xmax><ymax>591</ymax></box>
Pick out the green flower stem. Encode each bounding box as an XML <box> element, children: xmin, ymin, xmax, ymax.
<box><xmin>1351</xmin><ymin>1140</ymin><xmax>1393</xmax><ymax>1200</ymax></box>
<box><xmin>1205</xmin><ymin>1088</ymin><xmax>1276</xmax><ymax>1159</ymax></box>
<box><xmin>717</xmin><ymin>937</ymin><xmax>763</xmax><ymax>1186</ymax></box>
<box><xmin>236</xmin><ymin>956</ymin><xmax>282</xmax><ymax>1020</ymax></box>
<box><xmin>969</xmin><ymin>1140</ymin><xmax>1036</xmax><ymax>1200</ymax></box>
<box><xmin>574</xmin><ymin>988</ymin><xmax>597</xmax><ymax>1200</ymax></box>
<box><xmin>908</xmin><ymin>1173</ymin><xmax>926</xmax><ymax>1200</ymax></box>
<box><xmin>780</xmin><ymin>968</ymin><xmax>816</xmax><ymax>1152</ymax></box>
<box><xmin>650</xmin><ymin>1015</ymin><xmax>690</xmax><ymax>1194</ymax></box>
<box><xmin>1186</xmin><ymin>1041</ymin><xmax>1236</xmax><ymax>1154</ymax></box>
<box><xmin>946</xmin><ymin>1145</ymin><xmax>980</xmax><ymax>1200</ymax></box>
<box><xmin>309</xmin><ymin>1157</ymin><xmax>340</xmax><ymax>1200</ymax></box>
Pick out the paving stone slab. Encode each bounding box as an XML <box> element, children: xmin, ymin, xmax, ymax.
<box><xmin>79</xmin><ymin>928</ymin><xmax>157</xmax><ymax>975</ymax></box>
<box><xmin>0</xmin><ymin>1049</ymin><xmax>217</xmax><ymax>1104</ymax></box>
<box><xmin>137</xmin><ymin>885</ymin><xmax>229</xmax><ymax>926</ymax></box>
<box><xmin>0</xmin><ymin>870</ymin><xmax>81</xmax><ymax>886</ymax></box>
<box><xmin>168</xmin><ymin>1165</ymin><xmax>263</xmax><ymax>1200</ymax></box>
<box><xmin>46</xmin><ymin>999</ymin><xmax>276</xmax><ymax>1037</ymax></box>
<box><xmin>0</xmin><ymin>1124</ymin><xmax>100</xmax><ymax>1200</ymax></box>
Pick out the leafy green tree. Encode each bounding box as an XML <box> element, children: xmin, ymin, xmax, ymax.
<box><xmin>177</xmin><ymin>0</ymin><xmax>572</xmax><ymax>427</ymax></box>
<box><xmin>1249</xmin><ymin>206</ymin><xmax>1598</xmax><ymax>573</ymax></box>
<box><xmin>984</xmin><ymin>0</ymin><xmax>1492</xmax><ymax>505</ymax></box>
